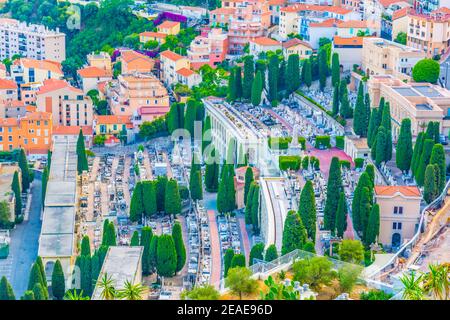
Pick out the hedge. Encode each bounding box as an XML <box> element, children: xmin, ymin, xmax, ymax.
<box><xmin>301</xmin><ymin>156</ymin><xmax>320</xmax><ymax>170</ymax></box>
<box><xmin>268</xmin><ymin>136</ymin><xmax>306</xmax><ymax>150</ymax></box>
<box><xmin>336</xmin><ymin>136</ymin><xmax>345</xmax><ymax>150</ymax></box>
<box><xmin>296</xmin><ymin>90</ymin><xmax>347</xmax><ymax>126</ymax></box>
<box><xmin>315</xmin><ymin>136</ymin><xmax>331</xmax><ymax>149</ymax></box>
<box><xmin>354</xmin><ymin>158</ymin><xmax>364</xmax><ymax>169</ymax></box>
<box><xmin>279</xmin><ymin>156</ymin><xmax>301</xmax><ymax>171</ymax></box>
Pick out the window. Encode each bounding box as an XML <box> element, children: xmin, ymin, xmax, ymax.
<box><xmin>393</xmin><ymin>222</ymin><xmax>402</xmax><ymax>230</ymax></box>
<box><xmin>394</xmin><ymin>206</ymin><xmax>403</xmax><ymax>214</ymax></box>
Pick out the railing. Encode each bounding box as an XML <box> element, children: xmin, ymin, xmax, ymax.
<box><xmin>365</xmin><ymin>178</ymin><xmax>450</xmax><ymax>279</ymax></box>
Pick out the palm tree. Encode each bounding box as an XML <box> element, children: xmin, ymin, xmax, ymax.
<box><xmin>117</xmin><ymin>280</ymin><xmax>147</xmax><ymax>300</ymax></box>
<box><xmin>400</xmin><ymin>271</ymin><xmax>425</xmax><ymax>300</ymax></box>
<box><xmin>423</xmin><ymin>264</ymin><xmax>445</xmax><ymax>300</ymax></box>
<box><xmin>97</xmin><ymin>273</ymin><xmax>116</xmax><ymax>300</ymax></box>
<box><xmin>64</xmin><ymin>289</ymin><xmax>90</xmax><ymax>300</ymax></box>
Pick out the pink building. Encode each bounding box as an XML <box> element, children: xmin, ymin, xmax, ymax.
<box><xmin>210</xmin><ymin>0</ymin><xmax>271</xmax><ymax>55</ymax></box>
<box><xmin>188</xmin><ymin>28</ymin><xmax>229</xmax><ymax>69</ymax></box>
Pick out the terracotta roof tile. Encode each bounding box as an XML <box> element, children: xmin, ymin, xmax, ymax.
<box><xmin>139</xmin><ymin>31</ymin><xmax>167</xmax><ymax>39</ymax></box>
<box><xmin>281</xmin><ymin>4</ymin><xmax>352</xmax><ymax>14</ymax></box>
<box><xmin>53</xmin><ymin>125</ymin><xmax>93</xmax><ymax>136</ymax></box>
<box><xmin>0</xmin><ymin>78</ymin><xmax>17</xmax><ymax>90</ymax></box>
<box><xmin>310</xmin><ymin>18</ymin><xmax>341</xmax><ymax>28</ymax></box>
<box><xmin>176</xmin><ymin>67</ymin><xmax>195</xmax><ymax>77</ymax></box>
<box><xmin>392</xmin><ymin>7</ymin><xmax>409</xmax><ymax>20</ymax></box>
<box><xmin>250</xmin><ymin>36</ymin><xmax>281</xmax><ymax>46</ymax></box>
<box><xmin>333</xmin><ymin>36</ymin><xmax>364</xmax><ymax>46</ymax></box>
<box><xmin>94</xmin><ymin>115</ymin><xmax>132</xmax><ymax>125</ymax></box>
<box><xmin>282</xmin><ymin>38</ymin><xmax>312</xmax><ymax>49</ymax></box>
<box><xmin>158</xmin><ymin>20</ymin><xmax>180</xmax><ymax>29</ymax></box>
<box><xmin>337</xmin><ymin>20</ymin><xmax>371</xmax><ymax>28</ymax></box>
<box><xmin>77</xmin><ymin>66</ymin><xmax>112</xmax><ymax>78</ymax></box>
<box><xmin>17</xmin><ymin>58</ymin><xmax>63</xmax><ymax>75</ymax></box>
<box><xmin>160</xmin><ymin>50</ymin><xmax>185</xmax><ymax>62</ymax></box>
<box><xmin>0</xmin><ymin>118</ymin><xmax>18</xmax><ymax>126</ymax></box>
<box><xmin>36</xmin><ymin>79</ymin><xmax>83</xmax><ymax>95</ymax></box>
<box><xmin>374</xmin><ymin>186</ymin><xmax>421</xmax><ymax>197</ymax></box>
<box><xmin>25</xmin><ymin>111</ymin><xmax>52</xmax><ymax>121</ymax></box>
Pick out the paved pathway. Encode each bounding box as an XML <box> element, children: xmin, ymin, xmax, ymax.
<box><xmin>238</xmin><ymin>216</ymin><xmax>250</xmax><ymax>263</ymax></box>
<box><xmin>207</xmin><ymin>210</ymin><xmax>221</xmax><ymax>287</ymax></box>
<box><xmin>0</xmin><ymin>172</ymin><xmax>43</xmax><ymax>297</ymax></box>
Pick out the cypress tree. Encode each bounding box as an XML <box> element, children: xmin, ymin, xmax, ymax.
<box><xmin>352</xmin><ymin>172</ymin><xmax>372</xmax><ymax>234</ymax></box>
<box><xmin>385</xmin><ymin>129</ymin><xmax>393</xmax><ymax>162</ymax></box>
<box><xmin>156</xmin><ymin>234</ymin><xmax>177</xmax><ymax>277</ymax></box>
<box><xmin>76</xmin><ymin>130</ymin><xmax>88</xmax><ymax>174</ymax></box>
<box><xmin>281</xmin><ymin>210</ymin><xmax>307</xmax><ymax>255</ymax></box>
<box><xmin>265</xmin><ymin>244</ymin><xmax>278</xmax><ymax>262</ymax></box>
<box><xmin>249</xmin><ymin>243</ymin><xmax>264</xmax><ymax>265</ymax></box>
<box><xmin>381</xmin><ymin>102</ymin><xmax>391</xmax><ymax>132</ymax></box>
<box><xmin>164</xmin><ymin>179</ymin><xmax>182</xmax><ymax>217</ymax></box>
<box><xmin>11</xmin><ymin>171</ymin><xmax>22</xmax><ymax>218</ymax></box>
<box><xmin>223</xmin><ymin>248</ymin><xmax>234</xmax><ymax>277</ymax></box>
<box><xmin>365</xmin><ymin>203</ymin><xmax>380</xmax><ymax>246</ymax></box>
<box><xmin>287</xmin><ymin>54</ymin><xmax>300</xmax><ymax>94</ymax></box>
<box><xmin>172</xmin><ymin>222</ymin><xmax>186</xmax><ymax>273</ymax></box>
<box><xmin>424</xmin><ymin>164</ymin><xmax>438</xmax><ymax>203</ymax></box>
<box><xmin>142</xmin><ymin>180</ymin><xmax>157</xmax><ymax>217</ymax></box>
<box><xmin>244</xmin><ymin>167</ymin><xmax>254</xmax><ymax>206</ymax></box>
<box><xmin>278</xmin><ymin>58</ymin><xmax>286</xmax><ymax>92</ymax></box>
<box><xmin>51</xmin><ymin>260</ymin><xmax>65</xmax><ymax>300</ymax></box>
<box><xmin>190</xmin><ymin>170</ymin><xmax>203</xmax><ymax>201</ymax></box>
<box><xmin>268</xmin><ymin>54</ymin><xmax>279</xmax><ymax>102</ymax></box>
<box><xmin>204</xmin><ymin>149</ymin><xmax>219</xmax><ymax>192</ymax></box>
<box><xmin>298</xmin><ymin>180</ymin><xmax>316</xmax><ymax>240</ymax></box>
<box><xmin>202</xmin><ymin>115</ymin><xmax>212</xmax><ymax>153</ymax></box>
<box><xmin>18</xmin><ymin>148</ymin><xmax>30</xmax><ymax>191</ymax></box>
<box><xmin>365</xmin><ymin>164</ymin><xmax>375</xmax><ymax>186</ymax></box>
<box><xmin>105</xmin><ymin>222</ymin><xmax>117</xmax><ymax>246</ymax></box>
<box><xmin>303</xmin><ymin>59</ymin><xmax>312</xmax><ymax>88</ymax></box>
<box><xmin>411</xmin><ymin>132</ymin><xmax>425</xmax><ymax>175</ymax></box>
<box><xmin>396</xmin><ymin>118</ymin><xmax>413</xmax><ymax>172</ymax></box>
<box><xmin>234</xmin><ymin>66</ymin><xmax>243</xmax><ymax>99</ymax></box>
<box><xmin>336</xmin><ymin>192</ymin><xmax>347</xmax><ymax>238</ymax></box>
<box><xmin>217</xmin><ymin>164</ymin><xmax>236</xmax><ymax>214</ymax></box>
<box><xmin>353</xmin><ymin>82</ymin><xmax>366</xmax><ymax>136</ymax></box>
<box><xmin>130</xmin><ymin>230</ymin><xmax>140</xmax><ymax>246</ymax></box>
<box><xmin>184</xmin><ymin>98</ymin><xmax>197</xmax><ymax>138</ymax></box>
<box><xmin>433</xmin><ymin>122</ymin><xmax>440</xmax><ymax>143</ymax></box>
<box><xmin>429</xmin><ymin>143</ymin><xmax>446</xmax><ymax>192</ymax></box>
<box><xmin>130</xmin><ymin>182</ymin><xmax>144</xmax><ymax>223</ymax></box>
<box><xmin>156</xmin><ymin>175</ymin><xmax>168</xmax><ymax>212</ymax></box>
<box><xmin>243</xmin><ymin>55</ymin><xmax>254</xmax><ymax>100</ymax></box>
<box><xmin>196</xmin><ymin>100</ymin><xmax>205</xmax><ymax>122</ymax></box>
<box><xmin>80</xmin><ymin>235</ymin><xmax>91</xmax><ymax>257</ymax></box>
<box><xmin>367</xmin><ymin>108</ymin><xmax>377</xmax><ymax>148</ymax></box>
<box><xmin>365</xmin><ymin>93</ymin><xmax>371</xmax><ymax>130</ymax></box>
<box><xmin>21</xmin><ymin>291</ymin><xmax>34</xmax><ymax>300</ymax></box>
<box><xmin>323</xmin><ymin>157</ymin><xmax>342</xmax><ymax>232</ymax></box>
<box><xmin>318</xmin><ymin>47</ymin><xmax>327</xmax><ymax>91</ymax></box>
<box><xmin>425</xmin><ymin>121</ymin><xmax>435</xmax><ymax>140</ymax></box>
<box><xmin>101</xmin><ymin>219</ymin><xmax>109</xmax><ymax>246</ymax></box>
<box><xmin>167</xmin><ymin>102</ymin><xmax>180</xmax><ymax>134</ymax></box>
<box><xmin>255</xmin><ymin>59</ymin><xmax>266</xmax><ymax>90</ymax></box>
<box><xmin>32</xmin><ymin>283</ymin><xmax>46</xmax><ymax>300</ymax></box>
<box><xmin>27</xmin><ymin>262</ymin><xmax>44</xmax><ymax>293</ymax></box>
<box><xmin>332</xmin><ymin>82</ymin><xmax>339</xmax><ymax>116</ymax></box>
<box><xmin>359</xmin><ymin>186</ymin><xmax>372</xmax><ymax>240</ymax></box>
<box><xmin>91</xmin><ymin>253</ymin><xmax>100</xmax><ymax>285</ymax></box>
<box><xmin>415</xmin><ymin>139</ymin><xmax>435</xmax><ymax>186</ymax></box>
<box><xmin>228</xmin><ymin>68</ymin><xmax>236</xmax><ymax>102</ymax></box>
<box><xmin>230</xmin><ymin>254</ymin><xmax>246</xmax><ymax>268</ymax></box>
<box><xmin>339</xmin><ymin>81</ymin><xmax>352</xmax><ymax>119</ymax></box>
<box><xmin>41</xmin><ymin>165</ymin><xmax>48</xmax><ymax>208</ymax></box>
<box><xmin>245</xmin><ymin>183</ymin><xmax>255</xmax><ymax>225</ymax></box>
<box><xmin>374</xmin><ymin>126</ymin><xmax>387</xmax><ymax>166</ymax></box>
<box><xmin>0</xmin><ymin>276</ymin><xmax>15</xmax><ymax>300</ymax></box>
<box><xmin>140</xmin><ymin>227</ymin><xmax>153</xmax><ymax>275</ymax></box>
<box><xmin>331</xmin><ymin>52</ymin><xmax>340</xmax><ymax>86</ymax></box>
<box><xmin>149</xmin><ymin>235</ymin><xmax>159</xmax><ymax>273</ymax></box>
<box><xmin>250</xmin><ymin>183</ymin><xmax>260</xmax><ymax>233</ymax></box>
<box><xmin>251</xmin><ymin>70</ymin><xmax>262</xmax><ymax>106</ymax></box>
<box><xmin>79</xmin><ymin>255</ymin><xmax>92</xmax><ymax>297</ymax></box>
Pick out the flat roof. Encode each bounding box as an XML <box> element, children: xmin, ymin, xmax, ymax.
<box><xmin>413</xmin><ymin>85</ymin><xmax>443</xmax><ymax>98</ymax></box>
<box><xmin>92</xmin><ymin>246</ymin><xmax>144</xmax><ymax>300</ymax></box>
<box><xmin>415</xmin><ymin>103</ymin><xmax>432</xmax><ymax>111</ymax></box>
<box><xmin>44</xmin><ymin>181</ymin><xmax>77</xmax><ymax>206</ymax></box>
<box><xmin>38</xmin><ymin>234</ymin><xmax>74</xmax><ymax>258</ymax></box>
<box><xmin>393</xmin><ymin>87</ymin><xmax>420</xmax><ymax>96</ymax></box>
<box><xmin>41</xmin><ymin>206</ymin><xmax>75</xmax><ymax>235</ymax></box>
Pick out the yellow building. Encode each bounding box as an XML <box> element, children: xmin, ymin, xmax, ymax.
<box><xmin>139</xmin><ymin>31</ymin><xmax>166</xmax><ymax>45</ymax></box>
<box><xmin>157</xmin><ymin>20</ymin><xmax>181</xmax><ymax>35</ymax></box>
<box><xmin>87</xmin><ymin>51</ymin><xmax>112</xmax><ymax>73</ymax></box>
<box><xmin>282</xmin><ymin>38</ymin><xmax>313</xmax><ymax>60</ymax></box>
<box><xmin>160</xmin><ymin>50</ymin><xmax>191</xmax><ymax>87</ymax></box>
<box><xmin>392</xmin><ymin>7</ymin><xmax>409</xmax><ymax>40</ymax></box>
<box><xmin>93</xmin><ymin>115</ymin><xmax>133</xmax><ymax>136</ymax></box>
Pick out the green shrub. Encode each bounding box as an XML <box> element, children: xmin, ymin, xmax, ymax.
<box><xmin>335</xmin><ymin>136</ymin><xmax>345</xmax><ymax>149</ymax></box>
<box><xmin>315</xmin><ymin>136</ymin><xmax>331</xmax><ymax>149</ymax></box>
<box><xmin>340</xmin><ymin>160</ymin><xmax>351</xmax><ymax>169</ymax></box>
<box><xmin>279</xmin><ymin>156</ymin><xmax>301</xmax><ymax>171</ymax></box>
<box><xmin>268</xmin><ymin>137</ymin><xmax>291</xmax><ymax>150</ymax></box>
<box><xmin>354</xmin><ymin>158</ymin><xmax>364</xmax><ymax>169</ymax></box>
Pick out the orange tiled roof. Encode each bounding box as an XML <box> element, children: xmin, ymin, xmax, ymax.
<box><xmin>250</xmin><ymin>36</ymin><xmax>281</xmax><ymax>46</ymax></box>
<box><xmin>379</xmin><ymin>0</ymin><xmax>405</xmax><ymax>8</ymax></box>
<box><xmin>268</xmin><ymin>0</ymin><xmax>286</xmax><ymax>5</ymax></box>
<box><xmin>282</xmin><ymin>38</ymin><xmax>312</xmax><ymax>49</ymax></box>
<box><xmin>0</xmin><ymin>78</ymin><xmax>17</xmax><ymax>90</ymax></box>
<box><xmin>333</xmin><ymin>36</ymin><xmax>364</xmax><ymax>46</ymax></box>
<box><xmin>121</xmin><ymin>50</ymin><xmax>153</xmax><ymax>64</ymax></box>
<box><xmin>77</xmin><ymin>66</ymin><xmax>112</xmax><ymax>78</ymax></box>
<box><xmin>53</xmin><ymin>125</ymin><xmax>93</xmax><ymax>136</ymax></box>
<box><xmin>337</xmin><ymin>20</ymin><xmax>371</xmax><ymax>28</ymax></box>
<box><xmin>176</xmin><ymin>68</ymin><xmax>195</xmax><ymax>77</ymax></box>
<box><xmin>374</xmin><ymin>186</ymin><xmax>421</xmax><ymax>197</ymax></box>
<box><xmin>18</xmin><ymin>58</ymin><xmax>63</xmax><ymax>75</ymax></box>
<box><xmin>95</xmin><ymin>115</ymin><xmax>131</xmax><ymax>125</ymax></box>
<box><xmin>160</xmin><ymin>50</ymin><xmax>185</xmax><ymax>62</ymax></box>
<box><xmin>158</xmin><ymin>20</ymin><xmax>180</xmax><ymax>29</ymax></box>
<box><xmin>392</xmin><ymin>7</ymin><xmax>409</xmax><ymax>20</ymax></box>
<box><xmin>36</xmin><ymin>79</ymin><xmax>82</xmax><ymax>95</ymax></box>
<box><xmin>139</xmin><ymin>31</ymin><xmax>167</xmax><ymax>39</ymax></box>
<box><xmin>281</xmin><ymin>4</ymin><xmax>352</xmax><ymax>14</ymax></box>
<box><xmin>310</xmin><ymin>18</ymin><xmax>341</xmax><ymax>28</ymax></box>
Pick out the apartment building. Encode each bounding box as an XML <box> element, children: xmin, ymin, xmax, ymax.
<box><xmin>336</xmin><ymin>20</ymin><xmax>380</xmax><ymax>37</ymax></box>
<box><xmin>157</xmin><ymin>20</ymin><xmax>181</xmax><ymax>35</ymax></box>
<box><xmin>279</xmin><ymin>4</ymin><xmax>360</xmax><ymax>43</ymax></box>
<box><xmin>20</xmin><ymin>82</ymin><xmax>43</xmax><ymax>106</ymax></box>
<box><xmin>407</xmin><ymin>8</ymin><xmax>450</xmax><ymax>58</ymax></box>
<box><xmin>249</xmin><ymin>37</ymin><xmax>282</xmax><ymax>56</ymax></box>
<box><xmin>210</xmin><ymin>0</ymin><xmax>271</xmax><ymax>55</ymax></box>
<box><xmin>268</xmin><ymin>0</ymin><xmax>287</xmax><ymax>25</ymax></box>
<box><xmin>0</xmin><ymin>63</ymin><xmax>6</xmax><ymax>78</ymax></box>
<box><xmin>139</xmin><ymin>31</ymin><xmax>167</xmax><ymax>45</ymax></box>
<box><xmin>414</xmin><ymin>0</ymin><xmax>450</xmax><ymax>15</ymax></box>
<box><xmin>0</xmin><ymin>18</ymin><xmax>66</xmax><ymax>62</ymax></box>
<box><xmin>11</xmin><ymin>58</ymin><xmax>64</xmax><ymax>86</ymax></box>
<box><xmin>362</xmin><ymin>37</ymin><xmax>425</xmax><ymax>80</ymax></box>
<box><xmin>35</xmin><ymin>79</ymin><xmax>94</xmax><ymax>127</ymax></box>
<box><xmin>93</xmin><ymin>115</ymin><xmax>133</xmax><ymax>136</ymax></box>
<box><xmin>160</xmin><ymin>50</ymin><xmax>191</xmax><ymax>86</ymax></box>
<box><xmin>333</xmin><ymin>36</ymin><xmax>364</xmax><ymax>71</ymax></box>
<box><xmin>367</xmin><ymin>75</ymin><xmax>450</xmax><ymax>140</ymax></box>
<box><xmin>108</xmin><ymin>73</ymin><xmax>169</xmax><ymax>116</ymax></box>
<box><xmin>0</xmin><ymin>99</ymin><xmax>32</xmax><ymax>118</ymax></box>
<box><xmin>0</xmin><ymin>79</ymin><xmax>18</xmax><ymax>101</ymax></box>
<box><xmin>87</xmin><ymin>51</ymin><xmax>112</xmax><ymax>73</ymax></box>
<box><xmin>0</xmin><ymin>111</ymin><xmax>52</xmax><ymax>154</ymax></box>
<box><xmin>374</xmin><ymin>186</ymin><xmax>422</xmax><ymax>249</ymax></box>
<box><xmin>188</xmin><ymin>28</ymin><xmax>229</xmax><ymax>70</ymax></box>
<box><xmin>77</xmin><ymin>66</ymin><xmax>112</xmax><ymax>94</ymax></box>
<box><xmin>120</xmin><ymin>50</ymin><xmax>155</xmax><ymax>75</ymax></box>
